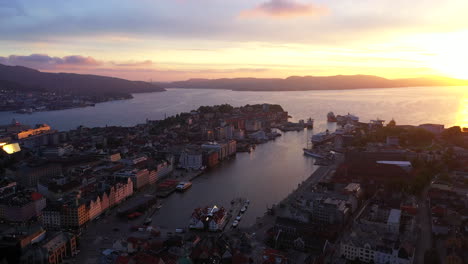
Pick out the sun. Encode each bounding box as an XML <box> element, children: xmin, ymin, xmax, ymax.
<box><xmin>431</xmin><ymin>53</ymin><xmax>468</xmax><ymax>80</ymax></box>
<box><xmin>425</xmin><ymin>31</ymin><xmax>468</xmax><ymax>80</ymax></box>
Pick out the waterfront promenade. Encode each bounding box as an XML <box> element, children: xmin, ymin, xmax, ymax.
<box><xmin>246</xmin><ymin>154</ymin><xmax>342</xmax><ymax>242</ymax></box>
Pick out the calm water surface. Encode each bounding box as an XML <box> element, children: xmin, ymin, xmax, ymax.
<box><xmin>1</xmin><ymin>86</ymin><xmax>467</xmax><ymax>227</ymax></box>
<box><xmin>153</xmin><ymin>129</ymin><xmax>317</xmax><ymax>228</ymax></box>
<box><xmin>1</xmin><ymin>86</ymin><xmax>467</xmax><ymax>131</ymax></box>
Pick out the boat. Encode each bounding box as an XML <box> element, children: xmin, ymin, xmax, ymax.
<box><xmin>303</xmin><ymin>148</ymin><xmax>326</xmax><ymax>159</ymax></box>
<box><xmin>311</xmin><ymin>130</ymin><xmax>334</xmax><ymax>145</ymax></box>
<box><xmin>176</xmin><ymin>181</ymin><xmax>193</xmax><ymax>192</ymax></box>
<box><xmin>232</xmin><ymin>220</ymin><xmax>239</xmax><ymax>228</ymax></box>
<box><xmin>306</xmin><ymin>118</ymin><xmax>314</xmax><ymax>129</ymax></box>
<box><xmin>144</xmin><ymin>217</ymin><xmax>152</xmax><ymax>226</ymax></box>
<box><xmin>336</xmin><ymin>113</ymin><xmax>359</xmax><ymax>125</ymax></box>
<box><xmin>327</xmin><ymin>112</ymin><xmax>337</xmax><ymax>122</ymax></box>
<box><xmin>240</xmin><ymin>206</ymin><xmax>247</xmax><ymax>213</ymax></box>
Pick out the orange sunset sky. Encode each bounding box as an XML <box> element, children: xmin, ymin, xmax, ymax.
<box><xmin>0</xmin><ymin>0</ymin><xmax>468</xmax><ymax>81</ymax></box>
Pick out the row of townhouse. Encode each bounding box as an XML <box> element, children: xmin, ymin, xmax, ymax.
<box><xmin>42</xmin><ymin>178</ymin><xmax>133</xmax><ymax>229</ymax></box>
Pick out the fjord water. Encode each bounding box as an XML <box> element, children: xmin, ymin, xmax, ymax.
<box><xmin>1</xmin><ymin>86</ymin><xmax>466</xmax><ymax>131</ymax></box>
<box><xmin>2</xmin><ymin>86</ymin><xmax>466</xmax><ymax>227</ymax></box>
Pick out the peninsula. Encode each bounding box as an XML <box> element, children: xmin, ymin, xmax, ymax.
<box><xmin>158</xmin><ymin>75</ymin><xmax>468</xmax><ymax>91</ymax></box>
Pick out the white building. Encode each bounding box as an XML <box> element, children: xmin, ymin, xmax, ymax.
<box><xmin>340</xmin><ymin>226</ymin><xmax>414</xmax><ymax>264</ymax></box>
<box><xmin>179</xmin><ymin>150</ymin><xmax>203</xmax><ymax>170</ymax></box>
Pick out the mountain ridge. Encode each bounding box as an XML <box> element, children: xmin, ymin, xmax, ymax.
<box><xmin>0</xmin><ymin>64</ymin><xmax>165</xmax><ymax>96</ymax></box>
<box><xmin>157</xmin><ymin>74</ymin><xmax>468</xmax><ymax>91</ymax></box>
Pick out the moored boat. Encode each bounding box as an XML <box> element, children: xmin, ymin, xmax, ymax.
<box><xmin>176</xmin><ymin>181</ymin><xmax>193</xmax><ymax>192</ymax></box>
<box><xmin>306</xmin><ymin>118</ymin><xmax>314</xmax><ymax>129</ymax></box>
<box><xmin>303</xmin><ymin>148</ymin><xmax>325</xmax><ymax>159</ymax></box>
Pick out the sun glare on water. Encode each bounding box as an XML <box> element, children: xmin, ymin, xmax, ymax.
<box><xmin>456</xmin><ymin>97</ymin><xmax>468</xmax><ymax>129</ymax></box>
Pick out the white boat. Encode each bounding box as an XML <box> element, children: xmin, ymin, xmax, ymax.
<box><xmin>240</xmin><ymin>206</ymin><xmax>247</xmax><ymax>213</ymax></box>
<box><xmin>176</xmin><ymin>181</ymin><xmax>192</xmax><ymax>192</ymax></box>
<box><xmin>232</xmin><ymin>220</ymin><xmax>239</xmax><ymax>227</ymax></box>
<box><xmin>311</xmin><ymin>130</ymin><xmax>334</xmax><ymax>144</ymax></box>
<box><xmin>144</xmin><ymin>217</ymin><xmax>152</xmax><ymax>226</ymax></box>
<box><xmin>303</xmin><ymin>148</ymin><xmax>326</xmax><ymax>159</ymax></box>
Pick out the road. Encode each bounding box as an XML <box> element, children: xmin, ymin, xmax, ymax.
<box><xmin>414</xmin><ymin>186</ymin><xmax>432</xmax><ymax>264</ymax></box>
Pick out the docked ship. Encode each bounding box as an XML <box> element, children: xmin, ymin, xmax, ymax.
<box><xmin>303</xmin><ymin>148</ymin><xmax>326</xmax><ymax>159</ymax></box>
<box><xmin>306</xmin><ymin>118</ymin><xmax>314</xmax><ymax>129</ymax></box>
<box><xmin>311</xmin><ymin>130</ymin><xmax>335</xmax><ymax>145</ymax></box>
<box><xmin>327</xmin><ymin>112</ymin><xmax>337</xmax><ymax>122</ymax></box>
<box><xmin>176</xmin><ymin>181</ymin><xmax>192</xmax><ymax>192</ymax></box>
<box><xmin>189</xmin><ymin>205</ymin><xmax>227</xmax><ymax>232</ymax></box>
<box><xmin>336</xmin><ymin>113</ymin><xmax>359</xmax><ymax>125</ymax></box>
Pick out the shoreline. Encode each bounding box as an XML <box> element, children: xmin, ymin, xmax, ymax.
<box><xmin>244</xmin><ymin>155</ymin><xmax>341</xmax><ymax>236</ymax></box>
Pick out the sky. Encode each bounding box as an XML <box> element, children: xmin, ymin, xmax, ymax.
<box><xmin>0</xmin><ymin>0</ymin><xmax>468</xmax><ymax>81</ymax></box>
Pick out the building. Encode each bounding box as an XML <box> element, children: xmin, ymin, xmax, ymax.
<box><xmin>226</xmin><ymin>140</ymin><xmax>237</xmax><ymax>156</ymax></box>
<box><xmin>376</xmin><ymin>160</ymin><xmax>413</xmax><ymax>172</ymax></box>
<box><xmin>42</xmin><ymin>144</ymin><xmax>74</xmax><ymax>157</ymax></box>
<box><xmin>107</xmin><ymin>153</ymin><xmax>121</xmax><ymax>162</ymax></box>
<box><xmin>386</xmin><ymin>136</ymin><xmax>400</xmax><ymax>146</ymax></box>
<box><xmin>114</xmin><ymin>169</ymin><xmax>149</xmax><ymax>190</ymax></box>
<box><xmin>42</xmin><ymin>208</ymin><xmax>62</xmax><ymax>229</ymax></box>
<box><xmin>0</xmin><ymin>225</ymin><xmax>47</xmax><ymax>263</ymax></box>
<box><xmin>16</xmin><ymin>162</ymin><xmax>62</xmax><ymax>187</ymax></box>
<box><xmin>245</xmin><ymin>119</ymin><xmax>262</xmax><ymax>131</ymax></box>
<box><xmin>340</xmin><ymin>225</ymin><xmax>414</xmax><ymax>264</ymax></box>
<box><xmin>37</xmin><ymin>177</ymin><xmax>81</xmax><ymax>200</ymax></box>
<box><xmin>202</xmin><ymin>142</ymin><xmax>229</xmax><ymax>161</ymax></box>
<box><xmin>340</xmin><ymin>201</ymin><xmax>415</xmax><ymax>264</ymax></box>
<box><xmin>419</xmin><ymin>123</ymin><xmax>444</xmax><ymax>134</ymax></box>
<box><xmin>148</xmin><ymin>169</ymin><xmax>158</xmax><ymax>185</ymax></box>
<box><xmin>16</xmin><ymin>124</ymin><xmax>51</xmax><ymax>140</ymax></box>
<box><xmin>179</xmin><ymin>150</ymin><xmax>203</xmax><ymax>170</ymax></box>
<box><xmin>298</xmin><ymin>193</ymin><xmax>351</xmax><ymax>225</ymax></box>
<box><xmin>40</xmin><ymin>232</ymin><xmax>78</xmax><ymax>264</ymax></box>
<box><xmin>203</xmin><ymin>149</ymin><xmax>219</xmax><ymax>168</ymax></box>
<box><xmin>155</xmin><ymin>158</ymin><xmax>173</xmax><ymax>180</ymax></box>
<box><xmin>0</xmin><ymin>191</ymin><xmax>46</xmax><ymax>222</ymax></box>
<box><xmin>59</xmin><ymin>196</ymin><xmax>89</xmax><ymax>229</ymax></box>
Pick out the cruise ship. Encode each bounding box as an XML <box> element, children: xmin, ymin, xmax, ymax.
<box><xmin>176</xmin><ymin>181</ymin><xmax>192</xmax><ymax>192</ymax></box>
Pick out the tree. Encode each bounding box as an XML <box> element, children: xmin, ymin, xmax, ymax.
<box><xmin>441</xmin><ymin>126</ymin><xmax>464</xmax><ymax>146</ymax></box>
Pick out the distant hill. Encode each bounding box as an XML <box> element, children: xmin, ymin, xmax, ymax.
<box><xmin>0</xmin><ymin>79</ymin><xmax>46</xmax><ymax>92</ymax></box>
<box><xmin>158</xmin><ymin>75</ymin><xmax>468</xmax><ymax>91</ymax></box>
<box><xmin>0</xmin><ymin>64</ymin><xmax>165</xmax><ymax>96</ymax></box>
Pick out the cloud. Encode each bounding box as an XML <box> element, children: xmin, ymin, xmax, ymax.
<box><xmin>0</xmin><ymin>0</ymin><xmax>25</xmax><ymax>18</ymax></box>
<box><xmin>240</xmin><ymin>0</ymin><xmax>327</xmax><ymax>19</ymax></box>
<box><xmin>0</xmin><ymin>54</ymin><xmax>101</xmax><ymax>69</ymax></box>
<box><xmin>112</xmin><ymin>60</ymin><xmax>153</xmax><ymax>67</ymax></box>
